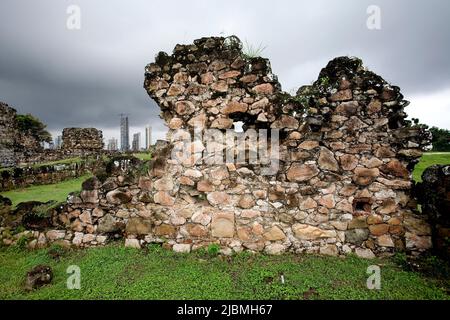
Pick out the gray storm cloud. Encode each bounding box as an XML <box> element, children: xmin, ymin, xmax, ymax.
<box><xmin>1</xmin><ymin>0</ymin><xmax>449</xmax><ymax>144</ymax></box>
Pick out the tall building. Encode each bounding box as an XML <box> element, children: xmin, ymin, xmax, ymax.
<box><xmin>145</xmin><ymin>126</ymin><xmax>152</xmax><ymax>149</ymax></box>
<box><xmin>107</xmin><ymin>138</ymin><xmax>118</xmax><ymax>151</ymax></box>
<box><xmin>132</xmin><ymin>133</ymin><xmax>141</xmax><ymax>151</ymax></box>
<box><xmin>54</xmin><ymin>135</ymin><xmax>62</xmax><ymax>149</ymax></box>
<box><xmin>120</xmin><ymin>114</ymin><xmax>129</xmax><ymax>151</ymax></box>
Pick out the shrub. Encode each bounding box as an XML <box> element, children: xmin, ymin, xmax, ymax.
<box><xmin>15</xmin><ymin>234</ymin><xmax>31</xmax><ymax>250</ymax></box>
<box><xmin>47</xmin><ymin>243</ymin><xmax>69</xmax><ymax>260</ymax></box>
<box><xmin>207</xmin><ymin>243</ymin><xmax>220</xmax><ymax>256</ymax></box>
<box><xmin>15</xmin><ymin>114</ymin><xmax>52</xmax><ymax>143</ymax></box>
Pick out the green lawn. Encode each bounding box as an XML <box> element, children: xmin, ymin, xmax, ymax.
<box><xmin>133</xmin><ymin>152</ymin><xmax>152</xmax><ymax>161</ymax></box>
<box><xmin>413</xmin><ymin>152</ymin><xmax>450</xmax><ymax>182</ymax></box>
<box><xmin>0</xmin><ymin>244</ymin><xmax>447</xmax><ymax>300</ymax></box>
<box><xmin>0</xmin><ymin>175</ymin><xmax>90</xmax><ymax>207</ymax></box>
<box><xmin>29</xmin><ymin>157</ymin><xmax>83</xmax><ymax>168</ymax></box>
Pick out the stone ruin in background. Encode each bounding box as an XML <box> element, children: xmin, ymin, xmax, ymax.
<box><xmin>61</xmin><ymin>128</ymin><xmax>104</xmax><ymax>152</ymax></box>
<box><xmin>0</xmin><ymin>102</ymin><xmax>108</xmax><ymax>191</ymax></box>
<box><xmin>0</xmin><ymin>101</ymin><xmax>107</xmax><ymax>168</ymax></box>
<box><xmin>0</xmin><ymin>36</ymin><xmax>435</xmax><ymax>258</ymax></box>
<box><xmin>0</xmin><ymin>102</ymin><xmax>45</xmax><ymax>167</ymax></box>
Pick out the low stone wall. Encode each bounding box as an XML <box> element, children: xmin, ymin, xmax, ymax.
<box><xmin>17</xmin><ymin>149</ymin><xmax>116</xmax><ymax>166</ymax></box>
<box><xmin>1</xmin><ymin>150</ymin><xmax>120</xmax><ymax>191</ymax></box>
<box><xmin>0</xmin><ymin>161</ymin><xmax>89</xmax><ymax>191</ymax></box>
<box><xmin>0</xmin><ymin>155</ymin><xmax>434</xmax><ymax>257</ymax></box>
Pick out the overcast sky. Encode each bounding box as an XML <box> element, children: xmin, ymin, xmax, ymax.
<box><xmin>0</xmin><ymin>0</ymin><xmax>449</xmax><ymax>148</ymax></box>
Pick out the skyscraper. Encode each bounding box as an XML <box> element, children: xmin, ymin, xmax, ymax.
<box><xmin>107</xmin><ymin>138</ymin><xmax>118</xmax><ymax>151</ymax></box>
<box><xmin>132</xmin><ymin>132</ymin><xmax>141</xmax><ymax>151</ymax></box>
<box><xmin>145</xmin><ymin>126</ymin><xmax>152</xmax><ymax>150</ymax></box>
<box><xmin>54</xmin><ymin>135</ymin><xmax>62</xmax><ymax>149</ymax></box>
<box><xmin>120</xmin><ymin>114</ymin><xmax>129</xmax><ymax>151</ymax></box>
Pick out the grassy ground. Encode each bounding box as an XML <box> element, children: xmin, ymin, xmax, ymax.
<box><xmin>0</xmin><ymin>244</ymin><xmax>448</xmax><ymax>300</ymax></box>
<box><xmin>413</xmin><ymin>152</ymin><xmax>450</xmax><ymax>182</ymax></box>
<box><xmin>0</xmin><ymin>175</ymin><xmax>91</xmax><ymax>207</ymax></box>
<box><xmin>133</xmin><ymin>152</ymin><xmax>152</xmax><ymax>161</ymax></box>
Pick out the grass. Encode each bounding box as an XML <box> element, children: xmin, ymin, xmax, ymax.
<box><xmin>243</xmin><ymin>39</ymin><xmax>267</xmax><ymax>58</ymax></box>
<box><xmin>133</xmin><ymin>152</ymin><xmax>152</xmax><ymax>161</ymax></box>
<box><xmin>413</xmin><ymin>152</ymin><xmax>450</xmax><ymax>182</ymax></box>
<box><xmin>0</xmin><ymin>174</ymin><xmax>90</xmax><ymax>207</ymax></box>
<box><xmin>29</xmin><ymin>157</ymin><xmax>83</xmax><ymax>168</ymax></box>
<box><xmin>0</xmin><ymin>244</ymin><xmax>448</xmax><ymax>300</ymax></box>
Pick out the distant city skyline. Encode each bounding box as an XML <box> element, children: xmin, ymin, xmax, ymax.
<box><xmin>107</xmin><ymin>137</ymin><xmax>118</xmax><ymax>151</ymax></box>
<box><xmin>48</xmin><ymin>121</ymin><xmax>159</xmax><ymax>151</ymax></box>
<box><xmin>132</xmin><ymin>132</ymin><xmax>141</xmax><ymax>151</ymax></box>
<box><xmin>2</xmin><ymin>0</ymin><xmax>449</xmax><ymax>145</ymax></box>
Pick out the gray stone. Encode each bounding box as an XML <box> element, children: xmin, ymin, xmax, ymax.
<box><xmin>345</xmin><ymin>229</ymin><xmax>369</xmax><ymax>245</ymax></box>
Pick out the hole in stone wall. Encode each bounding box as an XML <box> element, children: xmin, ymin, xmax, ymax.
<box><xmin>228</xmin><ymin>112</ymin><xmax>257</xmax><ymax>129</ymax></box>
<box><xmin>352</xmin><ymin>197</ymin><xmax>373</xmax><ymax>215</ymax></box>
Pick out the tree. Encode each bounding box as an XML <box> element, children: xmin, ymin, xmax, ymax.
<box><xmin>429</xmin><ymin>126</ymin><xmax>450</xmax><ymax>152</ymax></box>
<box><xmin>15</xmin><ymin>114</ymin><xmax>52</xmax><ymax>143</ymax></box>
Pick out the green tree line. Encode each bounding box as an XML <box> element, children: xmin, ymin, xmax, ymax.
<box><xmin>429</xmin><ymin>127</ymin><xmax>450</xmax><ymax>152</ymax></box>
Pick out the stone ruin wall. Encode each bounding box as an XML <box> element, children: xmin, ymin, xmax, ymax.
<box><xmin>0</xmin><ymin>103</ymin><xmax>103</xmax><ymax>168</ymax></box>
<box><xmin>61</xmin><ymin>128</ymin><xmax>104</xmax><ymax>152</ymax></box>
<box><xmin>0</xmin><ymin>103</ymin><xmax>109</xmax><ymax>190</ymax></box>
<box><xmin>0</xmin><ymin>37</ymin><xmax>434</xmax><ymax>258</ymax></box>
<box><xmin>0</xmin><ymin>102</ymin><xmax>18</xmax><ymax>167</ymax></box>
<box><xmin>0</xmin><ymin>101</ymin><xmax>46</xmax><ymax>167</ymax></box>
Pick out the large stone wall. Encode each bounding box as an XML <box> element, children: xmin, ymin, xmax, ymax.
<box><xmin>0</xmin><ymin>36</ymin><xmax>434</xmax><ymax>258</ymax></box>
<box><xmin>62</xmin><ymin>128</ymin><xmax>104</xmax><ymax>151</ymax></box>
